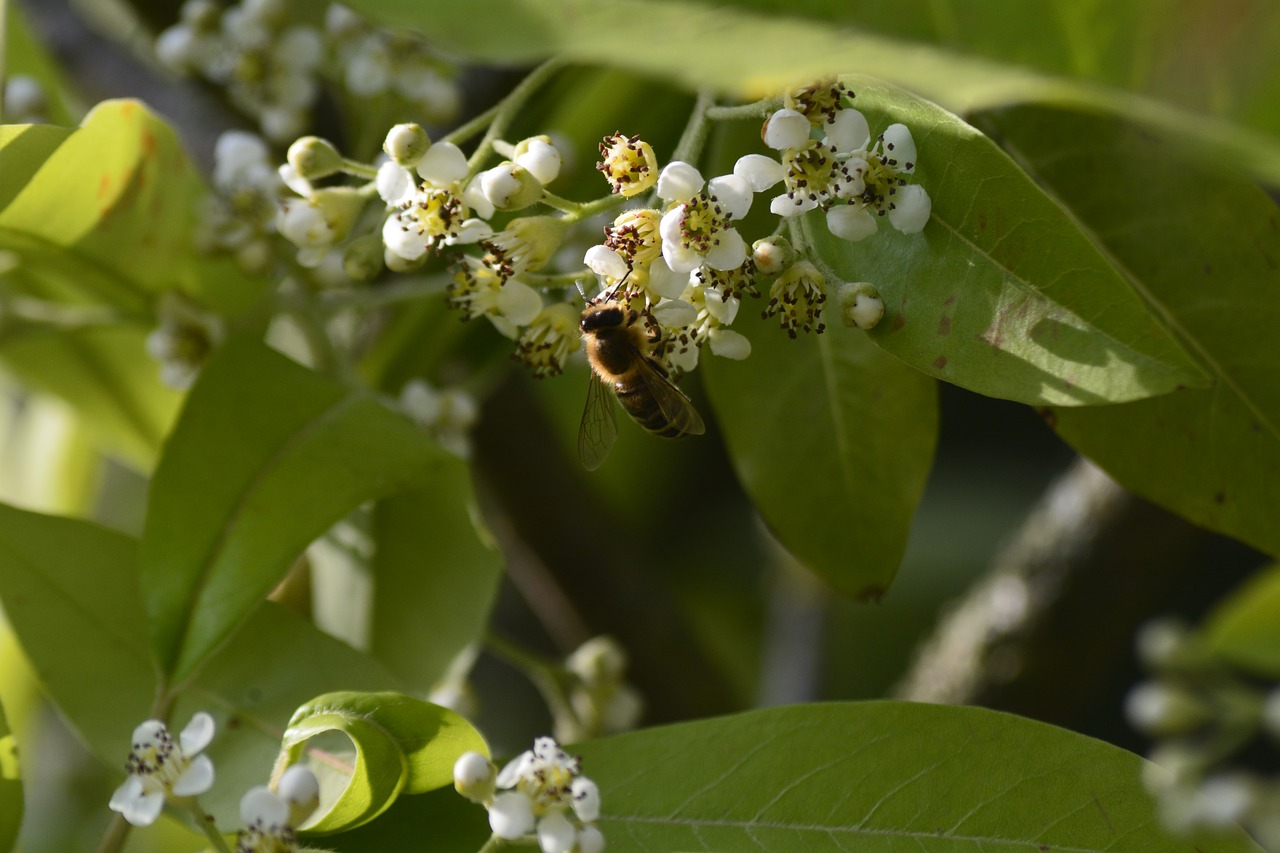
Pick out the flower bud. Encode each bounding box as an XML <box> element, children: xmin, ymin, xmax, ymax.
<box><xmin>453</xmin><ymin>751</ymin><xmax>497</xmax><ymax>803</ymax></box>
<box><xmin>837</xmin><ymin>282</ymin><xmax>884</xmax><ymax>330</ymax></box>
<box><xmin>512</xmin><ymin>135</ymin><xmax>562</xmax><ymax>185</ymax></box>
<box><xmin>567</xmin><ymin>636</ymin><xmax>628</xmax><ymax>686</ymax></box>
<box><xmin>287</xmin><ymin>136</ymin><xmax>343</xmax><ymax>182</ymax></box>
<box><xmin>1125</xmin><ymin>681</ymin><xmax>1212</xmax><ymax>736</ymax></box>
<box><xmin>277</xmin><ymin>764</ymin><xmax>320</xmax><ymax>827</ymax></box>
<box><xmin>751</xmin><ymin>236</ymin><xmax>792</xmax><ymax>275</ymax></box>
<box><xmin>480</xmin><ymin>162</ymin><xmax>544</xmax><ymax>211</ymax></box>
<box><xmin>384</xmin><ymin>122</ymin><xmax>432</xmax><ymax>166</ymax></box>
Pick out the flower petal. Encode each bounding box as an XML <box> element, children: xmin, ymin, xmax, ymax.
<box><xmin>826</xmin><ymin>205</ymin><xmax>878</xmax><ymax>242</ymax></box>
<box><xmin>239</xmin><ymin>785</ymin><xmax>289</xmax><ymax>826</ymax></box>
<box><xmin>382</xmin><ymin>213</ymin><xmax>427</xmax><ymax>261</ymax></box>
<box><xmin>571</xmin><ymin>777</ymin><xmax>601</xmax><ymax>823</ymax></box>
<box><xmin>179</xmin><ymin>712</ymin><xmax>216</xmax><ymax>755</ymax></box>
<box><xmin>881</xmin><ymin>123</ymin><xmax>917</xmax><ymax>172</ymax></box>
<box><xmin>496</xmin><ymin>280</ymin><xmax>544</xmax><ymax>326</ymax></box>
<box><xmin>490</xmin><ymin>791</ymin><xmax>535</xmax><ymax>839</ymax></box>
<box><xmin>704</xmin><ymin>229</ymin><xmax>746</xmax><ymax>271</ymax></box>
<box><xmin>376</xmin><ymin>161</ymin><xmax>415</xmax><ymax>206</ymax></box>
<box><xmin>709</xmin><ymin>328</ymin><xmax>751</xmax><ymax>360</ymax></box>
<box><xmin>648</xmin><ymin>257</ymin><xmax>691</xmax><ymax>300</ymax></box>
<box><xmin>656</xmin><ymin>161</ymin><xmax>704</xmax><ymax>202</ymax></box>
<box><xmin>707</xmin><ymin>174</ymin><xmax>753</xmax><ymax>221</ymax></box>
<box><xmin>827</xmin><ymin>108</ymin><xmax>870</xmax><ymax>154</ymax></box>
<box><xmin>887</xmin><ymin>184</ymin><xmax>932</xmax><ymax>233</ymax></box>
<box><xmin>651</xmin><ymin>298</ymin><xmax>697</xmax><ymax>327</ymax></box>
<box><xmin>172</xmin><ymin>753</ymin><xmax>215</xmax><ymax>797</ymax></box>
<box><xmin>733</xmin><ymin>153</ymin><xmax>785</xmax><ymax>192</ymax></box>
<box><xmin>417</xmin><ymin>141</ymin><xmax>468</xmax><ymax>185</ymax></box>
<box><xmin>537</xmin><ymin>810</ymin><xmax>576</xmax><ymax>853</ymax></box>
<box><xmin>763</xmin><ymin>108</ymin><xmax>810</xmax><ymax>150</ymax></box>
<box><xmin>770</xmin><ymin>193</ymin><xmax>818</xmax><ymax>217</ymax></box>
<box><xmin>584</xmin><ymin>245</ymin><xmax>629</xmax><ymax>281</ymax></box>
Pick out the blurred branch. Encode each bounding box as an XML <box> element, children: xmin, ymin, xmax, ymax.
<box><xmin>471</xmin><ymin>372</ymin><xmax>739</xmax><ymax>724</ymax></box>
<box><xmin>893</xmin><ymin>455</ymin><xmax>1255</xmax><ymax>733</ymax></box>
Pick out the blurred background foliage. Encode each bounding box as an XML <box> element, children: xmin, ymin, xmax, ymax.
<box><xmin>1</xmin><ymin>0</ymin><xmax>1279</xmax><ymax>850</ymax></box>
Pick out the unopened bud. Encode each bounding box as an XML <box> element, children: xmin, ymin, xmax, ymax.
<box><xmin>567</xmin><ymin>636</ymin><xmax>629</xmax><ymax>686</ymax></box>
<box><xmin>480</xmin><ymin>162</ymin><xmax>543</xmax><ymax>211</ymax></box>
<box><xmin>752</xmin><ymin>236</ymin><xmax>792</xmax><ymax>276</ymax></box>
<box><xmin>384</xmin><ymin>123</ymin><xmax>432</xmax><ymax>166</ymax></box>
<box><xmin>1125</xmin><ymin>681</ymin><xmax>1211</xmax><ymax>736</ymax></box>
<box><xmin>277</xmin><ymin>764</ymin><xmax>320</xmax><ymax>827</ymax></box>
<box><xmin>837</xmin><ymin>282</ymin><xmax>884</xmax><ymax>329</ymax></box>
<box><xmin>511</xmin><ymin>135</ymin><xmax>562</xmax><ymax>185</ymax></box>
<box><xmin>453</xmin><ymin>751</ymin><xmax>496</xmax><ymax>803</ymax></box>
<box><xmin>287</xmin><ymin>136</ymin><xmax>343</xmax><ymax>182</ymax></box>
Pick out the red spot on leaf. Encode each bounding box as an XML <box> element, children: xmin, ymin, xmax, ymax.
<box><xmin>98</xmin><ymin>174</ymin><xmax>112</xmax><ymax>199</ymax></box>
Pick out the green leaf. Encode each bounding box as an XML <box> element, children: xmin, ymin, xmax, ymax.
<box><xmin>974</xmin><ymin>105</ymin><xmax>1280</xmax><ymax>557</ymax></box>
<box><xmin>0</xmin><ymin>696</ymin><xmax>22</xmax><ymax>853</ymax></box>
<box><xmin>810</xmin><ymin>79</ymin><xmax>1204</xmax><ymax>405</ymax></box>
<box><xmin>0</xmin><ymin>325</ymin><xmax>180</xmax><ymax>468</ymax></box>
<box><xmin>0</xmin><ymin>503</ymin><xmax>155</xmax><ymax>762</ymax></box>
<box><xmin>0</xmin><ymin>499</ymin><xmax>407</xmax><ymax>831</ymax></box>
<box><xmin>140</xmin><ymin>337</ymin><xmax>445</xmax><ymax>684</ymax></box>
<box><xmin>702</xmin><ymin>308</ymin><xmax>937</xmax><ymax>597</ymax></box>
<box><xmin>1202</xmin><ymin>564</ymin><xmax>1280</xmax><ymax>677</ymax></box>
<box><xmin>0</xmin><ymin>125</ymin><xmax>73</xmax><ymax>210</ymax></box>
<box><xmin>576</xmin><ymin>701</ymin><xmax>1261</xmax><ymax>852</ymax></box>
<box><xmin>370</xmin><ymin>478</ymin><xmax>502</xmax><ymax>692</ymax></box>
<box><xmin>179</xmin><ymin>605</ymin><xmax>405</xmax><ymax>831</ymax></box>
<box><xmin>282</xmin><ymin>691</ymin><xmax>489</xmax><ymax>833</ymax></box>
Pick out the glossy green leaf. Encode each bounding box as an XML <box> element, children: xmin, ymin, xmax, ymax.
<box><xmin>0</xmin><ymin>503</ymin><xmax>155</xmax><ymax>761</ymax></box>
<box><xmin>0</xmin><ymin>695</ymin><xmax>22</xmax><ymax>852</ymax></box>
<box><xmin>1202</xmin><ymin>564</ymin><xmax>1280</xmax><ymax>677</ymax></box>
<box><xmin>346</xmin><ymin>0</ymin><xmax>1280</xmax><ymax>185</ymax></box>
<box><xmin>576</xmin><ymin>701</ymin><xmax>1261</xmax><ymax>852</ymax></box>
<box><xmin>973</xmin><ymin>105</ymin><xmax>1280</xmax><ymax>557</ymax></box>
<box><xmin>370</xmin><ymin>478</ymin><xmax>502</xmax><ymax>692</ymax></box>
<box><xmin>0</xmin><ymin>325</ymin><xmax>180</xmax><ymax>467</ymax></box>
<box><xmin>0</xmin><ymin>125</ymin><xmax>73</xmax><ymax>210</ymax></box>
<box><xmin>702</xmin><ymin>308</ymin><xmax>937</xmax><ymax>597</ymax></box>
<box><xmin>0</xmin><ymin>498</ymin><xmax>406</xmax><ymax>831</ymax></box>
<box><xmin>810</xmin><ymin>79</ymin><xmax>1204</xmax><ymax>405</ymax></box>
<box><xmin>140</xmin><ymin>337</ymin><xmax>444</xmax><ymax>684</ymax></box>
<box><xmin>282</xmin><ymin>691</ymin><xmax>488</xmax><ymax>833</ymax></box>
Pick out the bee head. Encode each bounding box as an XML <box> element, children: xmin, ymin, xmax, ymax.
<box><xmin>580</xmin><ymin>301</ymin><xmax>629</xmax><ymax>333</ymax></box>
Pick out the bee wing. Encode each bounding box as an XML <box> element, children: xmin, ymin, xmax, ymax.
<box><xmin>578</xmin><ymin>372</ymin><xmax>619</xmax><ymax>470</ymax></box>
<box><xmin>637</xmin><ymin>358</ymin><xmax>706</xmax><ymax>437</ymax></box>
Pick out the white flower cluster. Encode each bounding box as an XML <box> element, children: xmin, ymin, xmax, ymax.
<box><xmin>578</xmin><ymin>79</ymin><xmax>931</xmax><ymax>369</ymax></box>
<box><xmin>455</xmin><ymin>738</ymin><xmax>604</xmax><ymax>853</ymax></box>
<box><xmin>195</xmin><ymin>130</ymin><xmax>285</xmax><ymax>272</ymax></box>
<box><xmin>399</xmin><ymin>378</ymin><xmax>480</xmax><ymax>458</ymax></box>
<box><xmin>324</xmin><ymin>4</ymin><xmax>460</xmax><ymax>126</ymax></box>
<box><xmin>1127</xmin><ymin>619</ymin><xmax>1280</xmax><ymax>849</ymax></box>
<box><xmin>108</xmin><ymin>712</ymin><xmax>319</xmax><ymax>851</ymax></box>
<box><xmin>556</xmin><ymin>636</ymin><xmax>643</xmax><ymax>743</ymax></box>
<box><xmin>156</xmin><ymin>0</ymin><xmax>325</xmax><ymax>142</ymax></box>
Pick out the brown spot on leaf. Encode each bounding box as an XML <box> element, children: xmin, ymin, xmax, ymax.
<box><xmin>933</xmin><ymin>355</ymin><xmax>948</xmax><ymax>370</ymax></box>
<box><xmin>977</xmin><ymin>212</ymin><xmax>987</xmax><ymax>233</ymax></box>
<box><xmin>943</xmin><ymin>294</ymin><xmax>957</xmax><ymax>307</ymax></box>
<box><xmin>1214</xmin><ymin>490</ymin><xmax>1226</xmax><ymax>504</ymax></box>
<box><xmin>97</xmin><ymin>174</ymin><xmax>111</xmax><ymax>199</ymax></box>
<box><xmin>890</xmin><ymin>313</ymin><xmax>906</xmax><ymax>331</ymax></box>
<box><xmin>1037</xmin><ymin>407</ymin><xmax>1058</xmax><ymax>429</ymax></box>
<box><xmin>937</xmin><ymin>314</ymin><xmax>951</xmax><ymax>336</ymax></box>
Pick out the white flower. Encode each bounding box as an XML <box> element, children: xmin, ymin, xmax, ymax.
<box><xmin>514</xmin><ymin>136</ymin><xmax>562</xmax><ymax>185</ymax></box>
<box><xmin>108</xmin><ymin>712</ymin><xmax>216</xmax><ymax>826</ymax></box>
<box><xmin>486</xmin><ymin>737</ymin><xmax>605</xmax><ymax>853</ymax></box>
<box><xmin>380</xmin><ymin>142</ymin><xmax>494</xmax><ymax>261</ymax></box>
<box><xmin>446</xmin><ymin>256</ymin><xmax>543</xmax><ymax>338</ymax></box>
<box><xmin>657</xmin><ymin>162</ymin><xmax>751</xmax><ymax>274</ymax></box>
<box><xmin>400</xmin><ymin>379</ymin><xmax>479</xmax><ymax>457</ymax></box>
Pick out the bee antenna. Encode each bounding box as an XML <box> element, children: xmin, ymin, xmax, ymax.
<box><xmin>602</xmin><ymin>267</ymin><xmax>633</xmax><ymax>302</ymax></box>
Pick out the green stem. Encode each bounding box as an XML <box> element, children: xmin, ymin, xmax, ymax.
<box><xmin>340</xmin><ymin>157</ymin><xmax>379</xmax><ymax>180</ymax></box>
<box><xmin>93</xmin><ymin>815</ymin><xmax>131</xmax><ymax>853</ymax></box>
<box><xmin>485</xmin><ymin>631</ymin><xmax>582</xmax><ymax>732</ymax></box>
<box><xmin>189</xmin><ymin>800</ymin><xmax>234</xmax><ymax>853</ymax></box>
<box><xmin>442</xmin><ymin>103</ymin><xmax>502</xmax><ymax>149</ymax></box>
<box><xmin>705</xmin><ymin>98</ymin><xmax>780</xmax><ymax>121</ymax></box>
<box><xmin>669</xmin><ymin>88</ymin><xmax>718</xmax><ymax>166</ymax></box>
<box><xmin>467</xmin><ymin>57</ymin><xmax>568</xmax><ymax>173</ymax></box>
<box><xmin>556</xmin><ymin>191</ymin><xmax>627</xmax><ymax>224</ymax></box>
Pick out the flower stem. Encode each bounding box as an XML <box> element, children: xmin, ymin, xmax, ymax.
<box><xmin>706</xmin><ymin>98</ymin><xmax>780</xmax><ymax>121</ymax></box>
<box><xmin>189</xmin><ymin>800</ymin><xmax>234</xmax><ymax>853</ymax></box>
<box><xmin>467</xmin><ymin>57</ymin><xmax>568</xmax><ymax>173</ymax></box>
<box><xmin>484</xmin><ymin>631</ymin><xmax>582</xmax><ymax>733</ymax></box>
<box><xmin>669</xmin><ymin>88</ymin><xmax>717</xmax><ymax>166</ymax></box>
<box><xmin>555</xmin><ymin>191</ymin><xmax>627</xmax><ymax>224</ymax></box>
<box><xmin>93</xmin><ymin>815</ymin><xmax>131</xmax><ymax>853</ymax></box>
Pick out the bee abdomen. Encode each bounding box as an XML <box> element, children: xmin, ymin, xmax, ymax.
<box><xmin>615</xmin><ymin>386</ymin><xmax>682</xmax><ymax>438</ymax></box>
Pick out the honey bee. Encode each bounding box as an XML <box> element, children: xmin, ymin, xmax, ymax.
<box><xmin>578</xmin><ymin>296</ymin><xmax>705</xmax><ymax>470</ymax></box>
